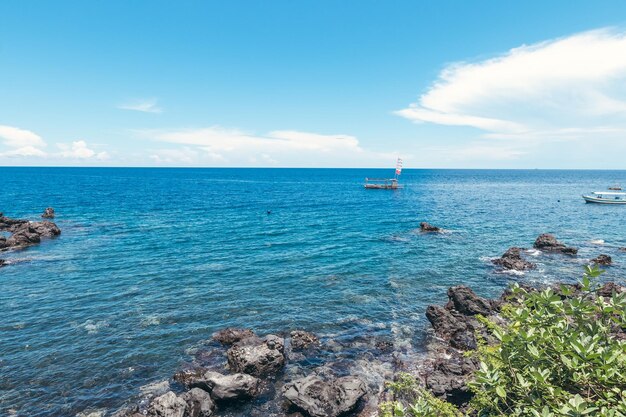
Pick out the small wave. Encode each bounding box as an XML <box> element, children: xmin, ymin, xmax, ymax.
<box><xmin>79</xmin><ymin>320</ymin><xmax>109</xmax><ymax>334</ymax></box>
<box><xmin>140</xmin><ymin>315</ymin><xmax>161</xmax><ymax>327</ymax></box>
<box><xmin>590</xmin><ymin>239</ymin><xmax>605</xmax><ymax>245</ymax></box>
<box><xmin>525</xmin><ymin>249</ymin><xmax>541</xmax><ymax>257</ymax></box>
<box><xmin>498</xmin><ymin>269</ymin><xmax>525</xmax><ymax>277</ymax></box>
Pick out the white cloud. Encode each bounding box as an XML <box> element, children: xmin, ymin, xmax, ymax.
<box><xmin>118</xmin><ymin>98</ymin><xmax>162</xmax><ymax>113</ymax></box>
<box><xmin>0</xmin><ymin>145</ymin><xmax>47</xmax><ymax>157</ymax></box>
<box><xmin>141</xmin><ymin>126</ymin><xmax>396</xmax><ymax>166</ymax></box>
<box><xmin>57</xmin><ymin>140</ymin><xmax>109</xmax><ymax>160</ymax></box>
<box><xmin>0</xmin><ymin>125</ymin><xmax>47</xmax><ymax>157</ymax></box>
<box><xmin>397</xmin><ymin>28</ymin><xmax>626</xmax><ymax>141</ymax></box>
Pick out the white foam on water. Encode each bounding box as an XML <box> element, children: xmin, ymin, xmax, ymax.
<box><xmin>76</xmin><ymin>409</ymin><xmax>106</xmax><ymax>417</ymax></box>
<box><xmin>139</xmin><ymin>380</ymin><xmax>170</xmax><ymax>397</ymax></box>
<box><xmin>140</xmin><ymin>315</ymin><xmax>161</xmax><ymax>327</ymax></box>
<box><xmin>590</xmin><ymin>239</ymin><xmax>605</xmax><ymax>245</ymax></box>
<box><xmin>526</xmin><ymin>249</ymin><xmax>541</xmax><ymax>257</ymax></box>
<box><xmin>80</xmin><ymin>320</ymin><xmax>109</xmax><ymax>334</ymax></box>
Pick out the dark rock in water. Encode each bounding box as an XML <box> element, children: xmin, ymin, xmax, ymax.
<box><xmin>188</xmin><ymin>371</ymin><xmax>260</xmax><ymax>402</ymax></box>
<box><xmin>213</xmin><ymin>328</ymin><xmax>255</xmax><ymax>346</ymax></box>
<box><xmin>597</xmin><ymin>282</ymin><xmax>626</xmax><ymax>297</ymax></box>
<box><xmin>591</xmin><ymin>254</ymin><xmax>612</xmax><ymax>266</ymax></box>
<box><xmin>41</xmin><ymin>207</ymin><xmax>55</xmax><ymax>218</ymax></box>
<box><xmin>533</xmin><ymin>234</ymin><xmax>578</xmax><ymax>255</ymax></box>
<box><xmin>290</xmin><ymin>330</ymin><xmax>319</xmax><ymax>350</ymax></box>
<box><xmin>0</xmin><ymin>213</ymin><xmax>61</xmax><ymax>252</ymax></box>
<box><xmin>227</xmin><ymin>334</ymin><xmax>285</xmax><ymax>377</ymax></box>
<box><xmin>426</xmin><ymin>352</ymin><xmax>478</xmax><ymax>406</ymax></box>
<box><xmin>0</xmin><ymin>259</ymin><xmax>6</xmax><ymax>268</ymax></box>
<box><xmin>181</xmin><ymin>388</ymin><xmax>215</xmax><ymax>417</ymax></box>
<box><xmin>619</xmin><ymin>247</ymin><xmax>626</xmax><ymax>252</ymax></box>
<box><xmin>492</xmin><ymin>247</ymin><xmax>535</xmax><ymax>271</ymax></box>
<box><xmin>148</xmin><ymin>391</ymin><xmax>187</xmax><ymax>417</ymax></box>
<box><xmin>283</xmin><ymin>375</ymin><xmax>366</xmax><ymax>417</ymax></box>
<box><xmin>375</xmin><ymin>339</ymin><xmax>394</xmax><ymax>352</ymax></box>
<box><xmin>447</xmin><ymin>286</ymin><xmax>496</xmax><ymax>316</ymax></box>
<box><xmin>420</xmin><ymin>222</ymin><xmax>441</xmax><ymax>233</ymax></box>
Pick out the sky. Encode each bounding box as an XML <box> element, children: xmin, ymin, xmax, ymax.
<box><xmin>2</xmin><ymin>1</ymin><xmax>626</xmax><ymax>168</ymax></box>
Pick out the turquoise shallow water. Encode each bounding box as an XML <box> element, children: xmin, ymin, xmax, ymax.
<box><xmin>1</xmin><ymin>167</ymin><xmax>626</xmax><ymax>416</ymax></box>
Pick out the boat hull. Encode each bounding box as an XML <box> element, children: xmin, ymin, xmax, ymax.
<box><xmin>582</xmin><ymin>195</ymin><xmax>626</xmax><ymax>204</ymax></box>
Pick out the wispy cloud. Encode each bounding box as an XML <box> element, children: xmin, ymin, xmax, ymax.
<box><xmin>396</xmin><ymin>28</ymin><xmax>626</xmax><ymax>143</ymax></box>
<box><xmin>118</xmin><ymin>98</ymin><xmax>162</xmax><ymax>113</ymax></box>
<box><xmin>141</xmin><ymin>126</ymin><xmax>397</xmax><ymax>166</ymax></box>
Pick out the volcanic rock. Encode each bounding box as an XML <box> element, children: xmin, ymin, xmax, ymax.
<box><xmin>420</xmin><ymin>222</ymin><xmax>441</xmax><ymax>233</ymax></box>
<box><xmin>188</xmin><ymin>371</ymin><xmax>260</xmax><ymax>402</ymax></box>
<box><xmin>42</xmin><ymin>207</ymin><xmax>55</xmax><ymax>218</ymax></box>
<box><xmin>492</xmin><ymin>247</ymin><xmax>535</xmax><ymax>271</ymax></box>
<box><xmin>446</xmin><ymin>286</ymin><xmax>496</xmax><ymax>316</ymax></box>
<box><xmin>290</xmin><ymin>330</ymin><xmax>319</xmax><ymax>350</ymax></box>
<box><xmin>226</xmin><ymin>334</ymin><xmax>285</xmax><ymax>377</ymax></box>
<box><xmin>425</xmin><ymin>353</ymin><xmax>478</xmax><ymax>406</ymax></box>
<box><xmin>533</xmin><ymin>234</ymin><xmax>578</xmax><ymax>255</ymax></box>
<box><xmin>181</xmin><ymin>388</ymin><xmax>215</xmax><ymax>417</ymax></box>
<box><xmin>212</xmin><ymin>328</ymin><xmax>255</xmax><ymax>346</ymax></box>
<box><xmin>283</xmin><ymin>375</ymin><xmax>367</xmax><ymax>417</ymax></box>
<box><xmin>148</xmin><ymin>391</ymin><xmax>186</xmax><ymax>417</ymax></box>
<box><xmin>591</xmin><ymin>254</ymin><xmax>612</xmax><ymax>266</ymax></box>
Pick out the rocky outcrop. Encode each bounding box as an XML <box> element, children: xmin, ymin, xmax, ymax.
<box><xmin>290</xmin><ymin>330</ymin><xmax>319</xmax><ymax>350</ymax></box>
<box><xmin>420</xmin><ymin>222</ymin><xmax>441</xmax><ymax>233</ymax></box>
<box><xmin>492</xmin><ymin>247</ymin><xmax>535</xmax><ymax>271</ymax></box>
<box><xmin>446</xmin><ymin>286</ymin><xmax>497</xmax><ymax>316</ymax></box>
<box><xmin>425</xmin><ymin>286</ymin><xmax>497</xmax><ymax>352</ymax></box>
<box><xmin>533</xmin><ymin>234</ymin><xmax>578</xmax><ymax>255</ymax></box>
<box><xmin>148</xmin><ymin>391</ymin><xmax>187</xmax><ymax>417</ymax></box>
<box><xmin>592</xmin><ymin>254</ymin><xmax>612</xmax><ymax>266</ymax></box>
<box><xmin>41</xmin><ymin>207</ymin><xmax>55</xmax><ymax>218</ymax></box>
<box><xmin>181</xmin><ymin>388</ymin><xmax>215</xmax><ymax>417</ymax></box>
<box><xmin>188</xmin><ymin>371</ymin><xmax>260</xmax><ymax>402</ymax></box>
<box><xmin>212</xmin><ymin>328</ymin><xmax>255</xmax><ymax>346</ymax></box>
<box><xmin>425</xmin><ymin>353</ymin><xmax>478</xmax><ymax>406</ymax></box>
<box><xmin>226</xmin><ymin>334</ymin><xmax>285</xmax><ymax>377</ymax></box>
<box><xmin>283</xmin><ymin>375</ymin><xmax>366</xmax><ymax>417</ymax></box>
<box><xmin>0</xmin><ymin>212</ymin><xmax>61</xmax><ymax>252</ymax></box>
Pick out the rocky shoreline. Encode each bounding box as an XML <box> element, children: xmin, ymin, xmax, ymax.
<box><xmin>108</xmin><ymin>230</ymin><xmax>624</xmax><ymax>417</ymax></box>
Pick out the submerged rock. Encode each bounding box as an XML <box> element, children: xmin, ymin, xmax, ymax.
<box><xmin>290</xmin><ymin>330</ymin><xmax>319</xmax><ymax>350</ymax></box>
<box><xmin>0</xmin><ymin>259</ymin><xmax>6</xmax><ymax>268</ymax></box>
<box><xmin>41</xmin><ymin>207</ymin><xmax>55</xmax><ymax>218</ymax></box>
<box><xmin>533</xmin><ymin>234</ymin><xmax>578</xmax><ymax>255</ymax></box>
<box><xmin>283</xmin><ymin>375</ymin><xmax>366</xmax><ymax>417</ymax></box>
<box><xmin>226</xmin><ymin>334</ymin><xmax>285</xmax><ymax>377</ymax></box>
<box><xmin>420</xmin><ymin>222</ymin><xmax>441</xmax><ymax>233</ymax></box>
<box><xmin>213</xmin><ymin>328</ymin><xmax>255</xmax><ymax>346</ymax></box>
<box><xmin>591</xmin><ymin>254</ymin><xmax>612</xmax><ymax>266</ymax></box>
<box><xmin>492</xmin><ymin>247</ymin><xmax>535</xmax><ymax>271</ymax></box>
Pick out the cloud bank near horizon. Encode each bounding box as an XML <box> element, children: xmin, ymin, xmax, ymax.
<box><xmin>397</xmin><ymin>28</ymin><xmax>626</xmax><ymax>148</ymax></box>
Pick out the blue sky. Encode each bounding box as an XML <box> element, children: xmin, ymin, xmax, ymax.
<box><xmin>2</xmin><ymin>1</ymin><xmax>626</xmax><ymax>168</ymax></box>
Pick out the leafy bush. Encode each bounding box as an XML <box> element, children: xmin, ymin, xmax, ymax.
<box><xmin>381</xmin><ymin>266</ymin><xmax>626</xmax><ymax>416</ymax></box>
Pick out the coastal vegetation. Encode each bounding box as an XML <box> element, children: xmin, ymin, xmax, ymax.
<box><xmin>380</xmin><ymin>266</ymin><xmax>626</xmax><ymax>417</ymax></box>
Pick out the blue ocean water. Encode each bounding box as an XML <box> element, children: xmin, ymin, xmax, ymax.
<box><xmin>1</xmin><ymin>167</ymin><xmax>625</xmax><ymax>416</ymax></box>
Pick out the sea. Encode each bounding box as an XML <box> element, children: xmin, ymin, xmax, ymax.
<box><xmin>1</xmin><ymin>167</ymin><xmax>625</xmax><ymax>416</ymax></box>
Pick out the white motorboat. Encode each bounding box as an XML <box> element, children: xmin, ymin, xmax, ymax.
<box><xmin>582</xmin><ymin>191</ymin><xmax>626</xmax><ymax>204</ymax></box>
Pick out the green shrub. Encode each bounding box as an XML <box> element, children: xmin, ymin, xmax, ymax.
<box><xmin>381</xmin><ymin>266</ymin><xmax>626</xmax><ymax>416</ymax></box>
